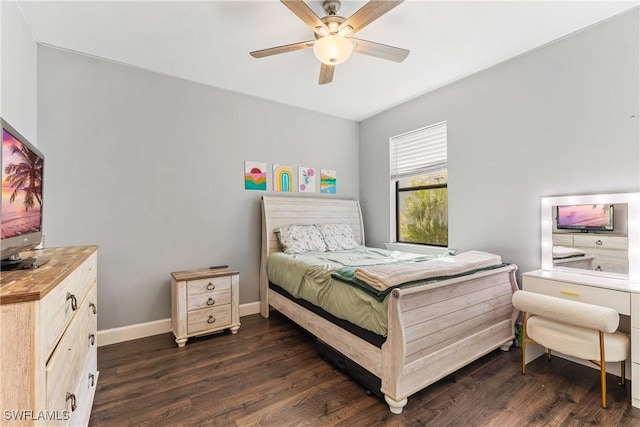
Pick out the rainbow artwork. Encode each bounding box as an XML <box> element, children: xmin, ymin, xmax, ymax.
<box><xmin>244</xmin><ymin>161</ymin><xmax>267</xmax><ymax>190</ymax></box>
<box><xmin>273</xmin><ymin>164</ymin><xmax>293</xmax><ymax>192</ymax></box>
<box><xmin>320</xmin><ymin>169</ymin><xmax>336</xmax><ymax>194</ymax></box>
<box><xmin>298</xmin><ymin>167</ymin><xmax>316</xmax><ymax>193</ymax></box>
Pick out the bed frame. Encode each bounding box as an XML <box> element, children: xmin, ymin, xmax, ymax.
<box><xmin>259</xmin><ymin>195</ymin><xmax>519</xmax><ymax>414</ymax></box>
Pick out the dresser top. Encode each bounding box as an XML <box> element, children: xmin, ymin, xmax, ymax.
<box><xmin>0</xmin><ymin>246</ymin><xmax>98</xmax><ymax>304</ymax></box>
<box><xmin>171</xmin><ymin>267</ymin><xmax>238</xmax><ymax>282</ymax></box>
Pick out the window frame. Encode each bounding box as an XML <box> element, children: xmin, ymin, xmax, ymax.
<box><xmin>389</xmin><ymin>121</ymin><xmax>448</xmax><ymax>247</ymax></box>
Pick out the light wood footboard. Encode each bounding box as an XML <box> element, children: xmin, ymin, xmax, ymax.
<box><xmin>380</xmin><ymin>264</ymin><xmax>518</xmax><ymax>413</ymax></box>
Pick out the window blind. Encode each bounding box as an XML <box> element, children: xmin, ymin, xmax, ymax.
<box><xmin>390</xmin><ymin>121</ymin><xmax>447</xmax><ymax>180</ymax></box>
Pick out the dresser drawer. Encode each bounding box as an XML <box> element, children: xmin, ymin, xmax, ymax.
<box><xmin>587</xmin><ymin>249</ymin><xmax>629</xmax><ymax>274</ymax></box>
<box><xmin>45</xmin><ymin>282</ymin><xmax>97</xmax><ymax>417</ymax></box>
<box><xmin>552</xmin><ymin>234</ymin><xmax>573</xmax><ymax>246</ymax></box>
<box><xmin>187</xmin><ymin>305</ymin><xmax>232</xmax><ymax>334</ymax></box>
<box><xmin>522</xmin><ymin>276</ymin><xmax>630</xmax><ymax>315</ymax></box>
<box><xmin>69</xmin><ymin>346</ymin><xmax>98</xmax><ymax>427</ymax></box>
<box><xmin>187</xmin><ymin>288</ymin><xmax>231</xmax><ymax>311</ymax></box>
<box><xmin>41</xmin><ymin>252</ymin><xmax>97</xmax><ymax>359</ymax></box>
<box><xmin>46</xmin><ymin>312</ymin><xmax>86</xmax><ymax>417</ymax></box>
<box><xmin>573</xmin><ymin>234</ymin><xmax>628</xmax><ymax>250</ymax></box>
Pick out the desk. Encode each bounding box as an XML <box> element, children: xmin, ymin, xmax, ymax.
<box><xmin>522</xmin><ymin>269</ymin><xmax>640</xmax><ymax>408</ymax></box>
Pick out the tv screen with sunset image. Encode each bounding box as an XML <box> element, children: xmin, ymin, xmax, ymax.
<box><xmin>2</xmin><ymin>128</ymin><xmax>43</xmax><ymax>240</ymax></box>
<box><xmin>557</xmin><ymin>203</ymin><xmax>613</xmax><ymax>231</ymax></box>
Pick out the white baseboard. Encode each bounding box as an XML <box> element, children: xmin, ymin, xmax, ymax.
<box><xmin>97</xmin><ymin>301</ymin><xmax>262</xmax><ymax>347</ymax></box>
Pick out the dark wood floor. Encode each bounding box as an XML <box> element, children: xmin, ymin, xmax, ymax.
<box><xmin>89</xmin><ymin>312</ymin><xmax>640</xmax><ymax>426</ymax></box>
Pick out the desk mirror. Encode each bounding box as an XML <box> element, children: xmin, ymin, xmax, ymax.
<box><xmin>541</xmin><ymin>193</ymin><xmax>640</xmax><ymax>281</ymax></box>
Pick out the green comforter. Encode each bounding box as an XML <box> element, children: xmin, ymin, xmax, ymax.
<box><xmin>267</xmin><ymin>247</ymin><xmax>436</xmax><ymax>337</ymax></box>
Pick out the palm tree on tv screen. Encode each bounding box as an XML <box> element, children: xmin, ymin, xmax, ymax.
<box><xmin>5</xmin><ymin>144</ymin><xmax>43</xmax><ymax>210</ymax></box>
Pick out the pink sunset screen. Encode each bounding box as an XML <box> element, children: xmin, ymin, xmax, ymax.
<box><xmin>2</xmin><ymin>129</ymin><xmax>43</xmax><ymax>239</ymax></box>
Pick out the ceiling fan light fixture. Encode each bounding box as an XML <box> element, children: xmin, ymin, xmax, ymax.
<box><xmin>313</xmin><ymin>34</ymin><xmax>353</xmax><ymax>65</ymax></box>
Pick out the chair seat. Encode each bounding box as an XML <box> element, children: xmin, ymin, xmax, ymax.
<box><xmin>528</xmin><ymin>315</ymin><xmax>630</xmax><ymax>362</ymax></box>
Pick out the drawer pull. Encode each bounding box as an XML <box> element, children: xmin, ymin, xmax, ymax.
<box><xmin>89</xmin><ymin>373</ymin><xmax>95</xmax><ymax>387</ymax></box>
<box><xmin>207</xmin><ymin>315</ymin><xmax>216</xmax><ymax>324</ymax></box>
<box><xmin>560</xmin><ymin>290</ymin><xmax>580</xmax><ymax>297</ymax></box>
<box><xmin>207</xmin><ymin>282</ymin><xmax>216</xmax><ymax>291</ymax></box>
<box><xmin>89</xmin><ymin>302</ymin><xmax>97</xmax><ymax>314</ymax></box>
<box><xmin>66</xmin><ymin>392</ymin><xmax>77</xmax><ymax>411</ymax></box>
<box><xmin>207</xmin><ymin>297</ymin><xmax>216</xmax><ymax>306</ymax></box>
<box><xmin>596</xmin><ymin>239</ymin><xmax>603</xmax><ymax>246</ymax></box>
<box><xmin>66</xmin><ymin>292</ymin><xmax>78</xmax><ymax>311</ymax></box>
<box><xmin>89</xmin><ymin>333</ymin><xmax>95</xmax><ymax>346</ymax></box>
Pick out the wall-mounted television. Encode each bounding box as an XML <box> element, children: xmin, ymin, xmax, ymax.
<box><xmin>1</xmin><ymin>118</ymin><xmax>49</xmax><ymax>270</ymax></box>
<box><xmin>556</xmin><ymin>203</ymin><xmax>614</xmax><ymax>232</ymax></box>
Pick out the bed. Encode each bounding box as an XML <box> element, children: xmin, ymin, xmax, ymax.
<box><xmin>259</xmin><ymin>196</ymin><xmax>519</xmax><ymax>414</ymax></box>
<box><xmin>552</xmin><ymin>246</ymin><xmax>595</xmax><ymax>270</ymax></box>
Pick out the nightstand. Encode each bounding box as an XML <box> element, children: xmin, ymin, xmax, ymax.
<box><xmin>170</xmin><ymin>268</ymin><xmax>240</xmax><ymax>347</ymax></box>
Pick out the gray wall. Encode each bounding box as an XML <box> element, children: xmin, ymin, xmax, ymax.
<box><xmin>359</xmin><ymin>8</ymin><xmax>640</xmax><ymax>278</ymax></box>
<box><xmin>37</xmin><ymin>47</ymin><xmax>359</xmax><ymax>330</ymax></box>
<box><xmin>1</xmin><ymin>0</ymin><xmax>37</xmax><ymax>142</ymax></box>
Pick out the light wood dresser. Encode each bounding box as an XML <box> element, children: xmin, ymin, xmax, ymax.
<box><xmin>0</xmin><ymin>246</ymin><xmax>98</xmax><ymax>426</ymax></box>
<box><xmin>171</xmin><ymin>268</ymin><xmax>240</xmax><ymax>347</ymax></box>
<box><xmin>553</xmin><ymin>233</ymin><xmax>628</xmax><ymax>273</ymax></box>
<box><xmin>522</xmin><ymin>269</ymin><xmax>640</xmax><ymax>409</ymax></box>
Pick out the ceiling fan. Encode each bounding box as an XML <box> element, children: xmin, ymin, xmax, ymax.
<box><xmin>250</xmin><ymin>0</ymin><xmax>409</xmax><ymax>85</ymax></box>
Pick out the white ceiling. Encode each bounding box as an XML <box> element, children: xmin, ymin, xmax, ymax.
<box><xmin>18</xmin><ymin>0</ymin><xmax>639</xmax><ymax>121</ymax></box>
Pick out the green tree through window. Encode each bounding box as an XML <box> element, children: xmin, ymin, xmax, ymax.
<box><xmin>397</xmin><ymin>172</ymin><xmax>448</xmax><ymax>246</ymax></box>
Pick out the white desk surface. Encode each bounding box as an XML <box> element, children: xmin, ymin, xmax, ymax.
<box><xmin>523</xmin><ymin>269</ymin><xmax>640</xmax><ymax>294</ymax></box>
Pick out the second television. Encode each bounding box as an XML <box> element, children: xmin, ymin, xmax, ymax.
<box><xmin>556</xmin><ymin>203</ymin><xmax>614</xmax><ymax>232</ymax></box>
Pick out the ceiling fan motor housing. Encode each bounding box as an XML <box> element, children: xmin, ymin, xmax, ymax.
<box><xmin>323</xmin><ymin>0</ymin><xmax>341</xmax><ymax>16</ymax></box>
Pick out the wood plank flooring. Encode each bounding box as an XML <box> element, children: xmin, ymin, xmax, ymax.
<box><xmin>89</xmin><ymin>312</ymin><xmax>640</xmax><ymax>426</ymax></box>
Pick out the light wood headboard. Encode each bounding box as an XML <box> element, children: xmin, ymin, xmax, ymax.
<box><xmin>259</xmin><ymin>195</ymin><xmax>365</xmax><ymax>316</ymax></box>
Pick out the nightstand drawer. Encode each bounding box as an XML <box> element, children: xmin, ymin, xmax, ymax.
<box><xmin>187</xmin><ymin>276</ymin><xmax>231</xmax><ymax>297</ymax></box>
<box><xmin>522</xmin><ymin>276</ymin><xmax>630</xmax><ymax>315</ymax></box>
<box><xmin>187</xmin><ymin>305</ymin><xmax>232</xmax><ymax>334</ymax></box>
<box><xmin>187</xmin><ymin>289</ymin><xmax>231</xmax><ymax>311</ymax></box>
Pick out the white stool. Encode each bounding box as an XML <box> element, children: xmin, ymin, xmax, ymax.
<box><xmin>512</xmin><ymin>290</ymin><xmax>630</xmax><ymax>408</ymax></box>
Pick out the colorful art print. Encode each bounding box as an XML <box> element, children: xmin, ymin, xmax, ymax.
<box><xmin>273</xmin><ymin>164</ymin><xmax>293</xmax><ymax>192</ymax></box>
<box><xmin>244</xmin><ymin>161</ymin><xmax>267</xmax><ymax>190</ymax></box>
<box><xmin>320</xmin><ymin>169</ymin><xmax>336</xmax><ymax>194</ymax></box>
<box><xmin>298</xmin><ymin>167</ymin><xmax>316</xmax><ymax>192</ymax></box>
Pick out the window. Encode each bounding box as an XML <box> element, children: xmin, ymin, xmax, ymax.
<box><xmin>390</xmin><ymin>121</ymin><xmax>448</xmax><ymax>246</ymax></box>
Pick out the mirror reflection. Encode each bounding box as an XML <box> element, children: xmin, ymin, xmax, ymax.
<box><xmin>541</xmin><ymin>192</ymin><xmax>640</xmax><ymax>280</ymax></box>
<box><xmin>551</xmin><ymin>203</ymin><xmax>628</xmax><ymax>274</ymax></box>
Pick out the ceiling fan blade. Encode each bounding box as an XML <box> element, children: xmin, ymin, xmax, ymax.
<box><xmin>350</xmin><ymin>38</ymin><xmax>409</xmax><ymax>62</ymax></box>
<box><xmin>281</xmin><ymin>0</ymin><xmax>330</xmax><ymax>35</ymax></box>
<box><xmin>338</xmin><ymin>0</ymin><xmax>404</xmax><ymax>36</ymax></box>
<box><xmin>319</xmin><ymin>63</ymin><xmax>335</xmax><ymax>85</ymax></box>
<box><xmin>250</xmin><ymin>40</ymin><xmax>315</xmax><ymax>58</ymax></box>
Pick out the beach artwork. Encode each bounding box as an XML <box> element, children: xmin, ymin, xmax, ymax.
<box><xmin>320</xmin><ymin>169</ymin><xmax>336</xmax><ymax>194</ymax></box>
<box><xmin>244</xmin><ymin>161</ymin><xmax>267</xmax><ymax>190</ymax></box>
<box><xmin>298</xmin><ymin>167</ymin><xmax>316</xmax><ymax>193</ymax></box>
<box><xmin>273</xmin><ymin>164</ymin><xmax>293</xmax><ymax>192</ymax></box>
<box><xmin>2</xmin><ymin>130</ymin><xmax>43</xmax><ymax>239</ymax></box>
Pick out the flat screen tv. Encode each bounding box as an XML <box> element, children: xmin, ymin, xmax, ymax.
<box><xmin>556</xmin><ymin>203</ymin><xmax>614</xmax><ymax>232</ymax></box>
<box><xmin>1</xmin><ymin>118</ymin><xmax>49</xmax><ymax>270</ymax></box>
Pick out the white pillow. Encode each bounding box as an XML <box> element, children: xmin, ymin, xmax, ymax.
<box><xmin>274</xmin><ymin>225</ymin><xmax>327</xmax><ymax>254</ymax></box>
<box><xmin>315</xmin><ymin>224</ymin><xmax>359</xmax><ymax>251</ymax></box>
